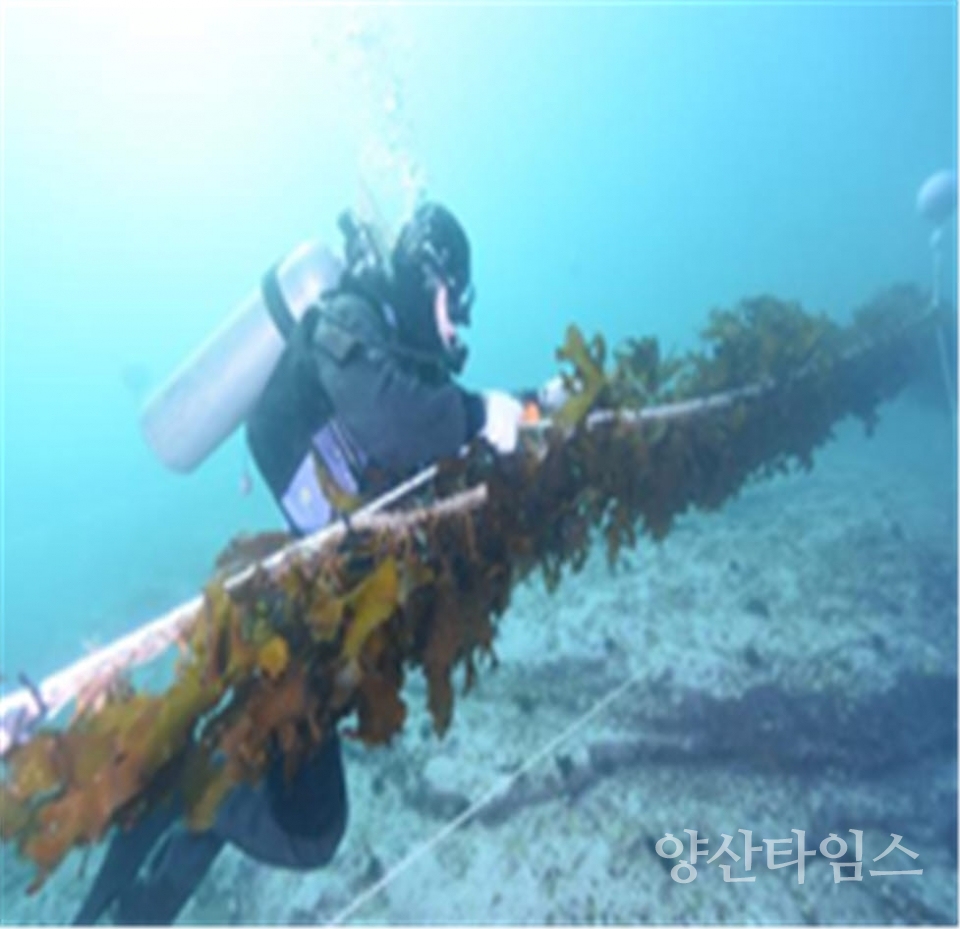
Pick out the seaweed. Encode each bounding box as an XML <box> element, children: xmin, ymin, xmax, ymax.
<box><xmin>214</xmin><ymin>532</ymin><xmax>292</xmax><ymax>576</ymax></box>
<box><xmin>611</xmin><ymin>336</ymin><xmax>684</xmax><ymax>407</ymax></box>
<box><xmin>0</xmin><ymin>285</ymin><xmax>940</xmax><ymax>893</ymax></box>
<box><xmin>554</xmin><ymin>326</ymin><xmax>609</xmax><ymax>428</ymax></box>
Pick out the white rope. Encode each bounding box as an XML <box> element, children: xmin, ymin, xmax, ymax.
<box><xmin>328</xmin><ymin>667</ymin><xmax>644</xmax><ymax>925</ymax></box>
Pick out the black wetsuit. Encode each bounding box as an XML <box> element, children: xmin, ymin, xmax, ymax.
<box><xmin>247</xmin><ymin>285</ymin><xmax>486</xmax><ymax>530</ymax></box>
<box><xmin>74</xmin><ymin>285</ymin><xmax>486</xmax><ymax>925</ymax></box>
<box><xmin>73</xmin><ymin>735</ymin><xmax>347</xmax><ymax>925</ymax></box>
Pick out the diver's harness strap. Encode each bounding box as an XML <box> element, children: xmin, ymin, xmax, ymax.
<box><xmin>262</xmin><ymin>262</ymin><xmax>298</xmax><ymax>341</ymax></box>
<box><xmin>313</xmin><ymin>299</ymin><xmax>454</xmax><ymax>376</ymax></box>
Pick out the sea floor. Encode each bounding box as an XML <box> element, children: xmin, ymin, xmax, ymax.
<box><xmin>3</xmin><ymin>398</ymin><xmax>957</xmax><ymax>925</ymax></box>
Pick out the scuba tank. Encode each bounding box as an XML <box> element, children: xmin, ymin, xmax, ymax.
<box><xmin>140</xmin><ymin>215</ymin><xmax>389</xmax><ymax>473</ymax></box>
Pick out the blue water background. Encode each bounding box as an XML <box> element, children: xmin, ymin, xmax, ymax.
<box><xmin>2</xmin><ymin>4</ymin><xmax>956</xmax><ymax>705</ymax></box>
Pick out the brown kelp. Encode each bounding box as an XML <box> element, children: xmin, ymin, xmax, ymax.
<box><xmin>0</xmin><ymin>285</ymin><xmax>944</xmax><ymax>891</ymax></box>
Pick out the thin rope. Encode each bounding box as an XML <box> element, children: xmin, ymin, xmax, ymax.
<box><xmin>935</xmin><ymin>326</ymin><xmax>956</xmax><ymax>419</ymax></box>
<box><xmin>328</xmin><ymin>666</ymin><xmax>643</xmax><ymax>925</ymax></box>
<box><xmin>930</xmin><ymin>232</ymin><xmax>957</xmax><ymax>420</ymax></box>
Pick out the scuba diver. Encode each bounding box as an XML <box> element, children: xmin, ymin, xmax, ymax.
<box><xmin>246</xmin><ymin>202</ymin><xmax>521</xmax><ymax>532</ymax></box>
<box><xmin>73</xmin><ymin>202</ymin><xmax>525</xmax><ymax>924</ymax></box>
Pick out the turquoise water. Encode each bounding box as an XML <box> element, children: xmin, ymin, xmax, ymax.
<box><xmin>2</xmin><ymin>3</ymin><xmax>957</xmax><ymax>924</ymax></box>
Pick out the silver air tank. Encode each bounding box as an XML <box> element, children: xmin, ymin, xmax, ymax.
<box><xmin>140</xmin><ymin>241</ymin><xmax>344</xmax><ymax>473</ymax></box>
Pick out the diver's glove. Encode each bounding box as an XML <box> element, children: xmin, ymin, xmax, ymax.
<box><xmin>537</xmin><ymin>376</ymin><xmax>570</xmax><ymax>414</ymax></box>
<box><xmin>481</xmin><ymin>390</ymin><xmax>524</xmax><ymax>454</ymax></box>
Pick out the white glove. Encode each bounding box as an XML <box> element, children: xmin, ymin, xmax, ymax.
<box><xmin>537</xmin><ymin>375</ymin><xmax>570</xmax><ymax>413</ymax></box>
<box><xmin>481</xmin><ymin>390</ymin><xmax>524</xmax><ymax>454</ymax></box>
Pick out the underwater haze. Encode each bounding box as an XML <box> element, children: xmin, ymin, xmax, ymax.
<box><xmin>2</xmin><ymin>1</ymin><xmax>958</xmax><ymax>925</ymax></box>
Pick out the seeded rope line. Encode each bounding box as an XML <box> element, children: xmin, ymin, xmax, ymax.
<box><xmin>328</xmin><ymin>667</ymin><xmax>644</xmax><ymax>925</ymax></box>
<box><xmin>0</xmin><ymin>308</ymin><xmax>936</xmax><ymax>756</ymax></box>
